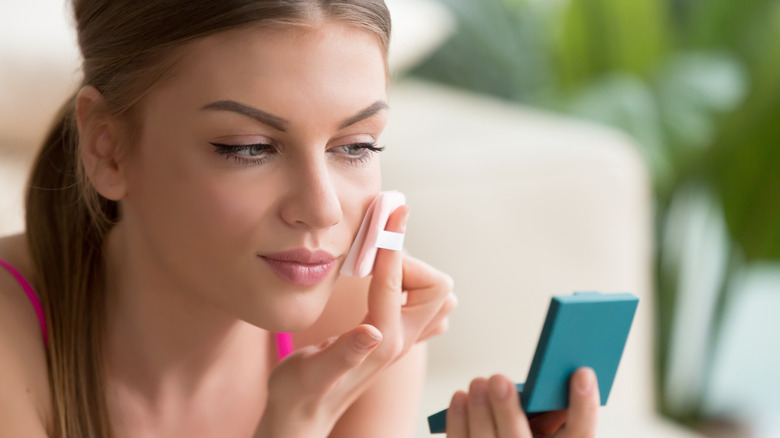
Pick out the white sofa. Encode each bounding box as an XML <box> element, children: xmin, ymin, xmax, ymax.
<box><xmin>0</xmin><ymin>1</ymin><xmax>702</xmax><ymax>437</ymax></box>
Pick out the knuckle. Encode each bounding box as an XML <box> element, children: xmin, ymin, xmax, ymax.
<box><xmin>372</xmin><ymin>348</ymin><xmax>393</xmax><ymax>363</ymax></box>
<box><xmin>429</xmin><ymin>271</ymin><xmax>454</xmax><ymax>294</ymax></box>
<box><xmin>318</xmin><ymin>336</ymin><xmax>338</xmax><ymax>349</ymax></box>
<box><xmin>383</xmin><ymin>274</ymin><xmax>403</xmax><ymax>292</ymax></box>
<box><xmin>443</xmin><ymin>294</ymin><xmax>458</xmax><ymax>313</ymax></box>
<box><xmin>440</xmin><ymin>273</ymin><xmax>454</xmax><ymax>291</ymax></box>
<box><xmin>375</xmin><ymin>336</ymin><xmax>404</xmax><ymax>362</ymax></box>
<box><xmin>434</xmin><ymin>318</ymin><xmax>449</xmax><ymax>335</ymax></box>
<box><xmin>388</xmin><ymin>336</ymin><xmax>405</xmax><ymax>357</ymax></box>
<box><xmin>420</xmin><ymin>320</ymin><xmax>449</xmax><ymax>342</ymax></box>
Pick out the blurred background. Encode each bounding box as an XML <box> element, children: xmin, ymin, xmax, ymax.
<box><xmin>1</xmin><ymin>0</ymin><xmax>778</xmax><ymax>437</ymax></box>
<box><xmin>404</xmin><ymin>0</ymin><xmax>780</xmax><ymax>436</ymax></box>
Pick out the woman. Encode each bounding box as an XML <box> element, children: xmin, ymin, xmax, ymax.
<box><xmin>0</xmin><ymin>1</ymin><xmax>599</xmax><ymax>437</ymax></box>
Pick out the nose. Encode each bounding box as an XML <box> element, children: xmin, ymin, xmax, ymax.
<box><xmin>279</xmin><ymin>154</ymin><xmax>343</xmax><ymax>230</ymax></box>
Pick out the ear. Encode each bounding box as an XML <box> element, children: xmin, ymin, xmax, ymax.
<box><xmin>76</xmin><ymin>86</ymin><xmax>128</xmax><ymax>201</ymax></box>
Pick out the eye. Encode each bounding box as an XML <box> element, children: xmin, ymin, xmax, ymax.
<box><xmin>343</xmin><ymin>143</ymin><xmax>376</xmax><ymax>156</ymax></box>
<box><xmin>332</xmin><ymin>142</ymin><xmax>385</xmax><ymax>164</ymax></box>
<box><xmin>245</xmin><ymin>144</ymin><xmax>268</xmax><ymax>156</ymax></box>
<box><xmin>210</xmin><ymin>142</ymin><xmax>275</xmax><ymax>166</ymax></box>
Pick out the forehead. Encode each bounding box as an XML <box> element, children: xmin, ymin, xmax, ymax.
<box><xmin>142</xmin><ymin>21</ymin><xmax>388</xmax><ymax>128</ymax></box>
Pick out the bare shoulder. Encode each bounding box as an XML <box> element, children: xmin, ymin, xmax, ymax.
<box><xmin>0</xmin><ymin>232</ymin><xmax>53</xmax><ymax>436</ymax></box>
<box><xmin>293</xmin><ymin>275</ymin><xmax>372</xmax><ymax>347</ymax></box>
<box><xmin>0</xmin><ymin>233</ymin><xmax>36</xmax><ymax>284</ymax></box>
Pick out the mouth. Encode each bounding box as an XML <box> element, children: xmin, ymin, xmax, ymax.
<box><xmin>259</xmin><ymin>248</ymin><xmax>337</xmax><ymax>287</ymax></box>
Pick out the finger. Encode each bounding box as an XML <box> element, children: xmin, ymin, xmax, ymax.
<box><xmin>298</xmin><ymin>324</ymin><xmax>383</xmax><ymax>392</ymax></box>
<box><xmin>401</xmin><ymin>255</ymin><xmax>452</xmax><ymax>305</ymax></box>
<box><xmin>560</xmin><ymin>367</ymin><xmax>600</xmax><ymax>438</ymax></box>
<box><xmin>487</xmin><ymin>375</ymin><xmax>529</xmax><ymax>438</ymax></box>
<box><xmin>467</xmin><ymin>378</ymin><xmax>497</xmax><ymax>438</ymax></box>
<box><xmin>416</xmin><ymin>316</ymin><xmax>448</xmax><ymax>343</ymax></box>
<box><xmin>528</xmin><ymin>410</ymin><xmax>566</xmax><ymax>435</ymax></box>
<box><xmin>446</xmin><ymin>391</ymin><xmax>470</xmax><ymax>438</ymax></box>
<box><xmin>400</xmin><ymin>258</ymin><xmax>454</xmax><ymax>343</ymax></box>
<box><xmin>366</xmin><ymin>205</ymin><xmax>409</xmax><ymax>332</ymax></box>
<box><xmin>415</xmin><ymin>291</ymin><xmax>457</xmax><ymax>342</ymax></box>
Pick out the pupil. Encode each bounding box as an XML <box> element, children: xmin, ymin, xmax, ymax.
<box><xmin>249</xmin><ymin>145</ymin><xmax>264</xmax><ymax>156</ymax></box>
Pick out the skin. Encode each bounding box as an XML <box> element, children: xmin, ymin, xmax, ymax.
<box><xmin>95</xmin><ymin>22</ymin><xmax>390</xmax><ymax>433</ymax></box>
<box><xmin>0</xmin><ymin>20</ymin><xmax>452</xmax><ymax>438</ymax></box>
<box><xmin>86</xmin><ymin>21</ymin><xmax>447</xmax><ymax>438</ymax></box>
<box><xmin>0</xmin><ymin>18</ymin><xmax>597</xmax><ymax>438</ymax></box>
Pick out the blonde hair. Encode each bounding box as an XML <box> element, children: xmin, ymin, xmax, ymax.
<box><xmin>25</xmin><ymin>1</ymin><xmax>391</xmax><ymax>436</ymax></box>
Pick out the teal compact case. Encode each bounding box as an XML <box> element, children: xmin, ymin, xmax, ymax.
<box><xmin>428</xmin><ymin>291</ymin><xmax>639</xmax><ymax>434</ymax></box>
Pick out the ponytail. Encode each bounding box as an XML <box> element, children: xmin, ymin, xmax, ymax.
<box><xmin>25</xmin><ymin>93</ymin><xmax>115</xmax><ymax>438</ymax></box>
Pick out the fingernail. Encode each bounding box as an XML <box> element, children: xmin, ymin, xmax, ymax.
<box><xmin>400</xmin><ymin>206</ymin><xmax>410</xmax><ymax>232</ymax></box>
<box><xmin>470</xmin><ymin>379</ymin><xmax>488</xmax><ymax>405</ymax></box>
<box><xmin>354</xmin><ymin>330</ymin><xmax>382</xmax><ymax>351</ymax></box>
<box><xmin>451</xmin><ymin>391</ymin><xmax>467</xmax><ymax>415</ymax></box>
<box><xmin>489</xmin><ymin>377</ymin><xmax>511</xmax><ymax>401</ymax></box>
<box><xmin>576</xmin><ymin>368</ymin><xmax>595</xmax><ymax>395</ymax></box>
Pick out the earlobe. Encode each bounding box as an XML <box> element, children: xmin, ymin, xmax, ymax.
<box><xmin>76</xmin><ymin>86</ymin><xmax>128</xmax><ymax>201</ymax></box>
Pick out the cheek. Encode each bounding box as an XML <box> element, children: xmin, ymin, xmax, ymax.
<box><xmin>137</xmin><ymin>171</ymin><xmax>275</xmax><ymax>257</ymax></box>
<box><xmin>123</xmin><ymin>132</ymin><xmax>279</xmax><ymax>278</ymax></box>
<box><xmin>335</xmin><ymin>161</ymin><xmax>383</xmax><ymax>237</ymax></box>
<box><xmin>121</xmin><ymin>137</ymin><xmax>384</xmax><ymax>329</ymax></box>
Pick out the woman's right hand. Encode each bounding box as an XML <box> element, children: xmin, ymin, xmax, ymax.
<box><xmin>254</xmin><ymin>323</ymin><xmax>386</xmax><ymax>438</ymax></box>
<box><xmin>445</xmin><ymin>368</ymin><xmax>600</xmax><ymax>438</ymax></box>
<box><xmin>254</xmin><ymin>206</ymin><xmax>456</xmax><ymax>438</ymax></box>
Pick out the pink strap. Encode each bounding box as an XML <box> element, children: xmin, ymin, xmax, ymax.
<box><xmin>274</xmin><ymin>332</ymin><xmax>294</xmax><ymax>361</ymax></box>
<box><xmin>0</xmin><ymin>258</ymin><xmax>48</xmax><ymax>346</ymax></box>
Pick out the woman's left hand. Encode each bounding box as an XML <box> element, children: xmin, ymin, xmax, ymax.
<box><xmin>445</xmin><ymin>368</ymin><xmax>600</xmax><ymax>438</ymax></box>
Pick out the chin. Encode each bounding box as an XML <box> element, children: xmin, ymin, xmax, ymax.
<box><xmin>260</xmin><ymin>306</ymin><xmax>324</xmax><ymax>333</ymax></box>
<box><xmin>251</xmin><ymin>284</ymin><xmax>335</xmax><ymax>333</ymax></box>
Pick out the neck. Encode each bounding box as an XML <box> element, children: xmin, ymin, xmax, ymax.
<box><xmin>102</xmin><ymin>223</ymin><xmax>271</xmax><ymax>404</ymax></box>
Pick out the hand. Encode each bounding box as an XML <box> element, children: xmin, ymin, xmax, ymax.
<box><xmin>446</xmin><ymin>368</ymin><xmax>600</xmax><ymax>438</ymax></box>
<box><xmin>255</xmin><ymin>206</ymin><xmax>457</xmax><ymax>438</ymax></box>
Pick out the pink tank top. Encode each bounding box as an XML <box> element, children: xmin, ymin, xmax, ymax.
<box><xmin>0</xmin><ymin>258</ymin><xmax>293</xmax><ymax>360</ymax></box>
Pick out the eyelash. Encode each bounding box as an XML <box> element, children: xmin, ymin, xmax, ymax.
<box><xmin>209</xmin><ymin>142</ymin><xmax>385</xmax><ymax>167</ymax></box>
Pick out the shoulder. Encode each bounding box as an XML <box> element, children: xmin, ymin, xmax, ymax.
<box><xmin>0</xmin><ymin>232</ymin><xmax>53</xmax><ymax>435</ymax></box>
<box><xmin>0</xmin><ymin>233</ymin><xmax>36</xmax><ymax>284</ymax></box>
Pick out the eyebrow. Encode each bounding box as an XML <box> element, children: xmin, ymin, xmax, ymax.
<box><xmin>337</xmin><ymin>100</ymin><xmax>389</xmax><ymax>129</ymax></box>
<box><xmin>201</xmin><ymin>100</ymin><xmax>289</xmax><ymax>132</ymax></box>
<box><xmin>200</xmin><ymin>99</ymin><xmax>389</xmax><ymax>132</ymax></box>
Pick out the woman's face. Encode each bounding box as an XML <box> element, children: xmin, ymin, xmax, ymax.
<box><xmin>119</xmin><ymin>21</ymin><xmax>387</xmax><ymax>332</ymax></box>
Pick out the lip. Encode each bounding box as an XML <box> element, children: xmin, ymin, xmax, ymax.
<box><xmin>260</xmin><ymin>248</ymin><xmax>337</xmax><ymax>287</ymax></box>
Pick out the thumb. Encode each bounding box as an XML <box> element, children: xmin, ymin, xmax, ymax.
<box><xmin>562</xmin><ymin>367</ymin><xmax>600</xmax><ymax>436</ymax></box>
<box><xmin>301</xmin><ymin>324</ymin><xmax>383</xmax><ymax>391</ymax></box>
